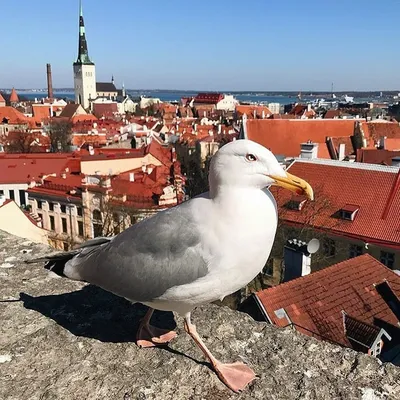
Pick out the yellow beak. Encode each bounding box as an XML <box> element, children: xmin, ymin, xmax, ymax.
<box><xmin>269</xmin><ymin>172</ymin><xmax>314</xmax><ymax>201</ymax></box>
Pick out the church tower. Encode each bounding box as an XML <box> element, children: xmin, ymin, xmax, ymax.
<box><xmin>73</xmin><ymin>1</ymin><xmax>96</xmax><ymax>110</ymax></box>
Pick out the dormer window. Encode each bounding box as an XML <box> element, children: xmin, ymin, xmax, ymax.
<box><xmin>285</xmin><ymin>195</ymin><xmax>307</xmax><ymax>211</ymax></box>
<box><xmin>339</xmin><ymin>204</ymin><xmax>359</xmax><ymax>221</ymax></box>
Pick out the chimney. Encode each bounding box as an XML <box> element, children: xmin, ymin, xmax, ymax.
<box><xmin>300</xmin><ymin>141</ymin><xmax>318</xmax><ymax>159</ymax></box>
<box><xmin>46</xmin><ymin>63</ymin><xmax>53</xmax><ymax>99</ymax></box>
<box><xmin>129</xmin><ymin>172</ymin><xmax>135</xmax><ymax>182</ymax></box>
<box><xmin>88</xmin><ymin>145</ymin><xmax>94</xmax><ymax>156</ymax></box>
<box><xmin>338</xmin><ymin>143</ymin><xmax>346</xmax><ymax>160</ymax></box>
<box><xmin>307</xmin><ymin>103</ymin><xmax>312</xmax><ymax>112</ymax></box>
<box><xmin>392</xmin><ymin>156</ymin><xmax>400</xmax><ymax>167</ymax></box>
<box><xmin>171</xmin><ymin>147</ymin><xmax>177</xmax><ymax>162</ymax></box>
<box><xmin>262</xmin><ymin>110</ymin><xmax>265</xmax><ymax>119</ymax></box>
<box><xmin>218</xmin><ymin>124</ymin><xmax>222</xmax><ymax>134</ymax></box>
<box><xmin>61</xmin><ymin>171</ymin><xmax>67</xmax><ymax>179</ymax></box>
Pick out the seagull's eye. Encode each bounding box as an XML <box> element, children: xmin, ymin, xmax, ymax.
<box><xmin>245</xmin><ymin>153</ymin><xmax>257</xmax><ymax>162</ymax></box>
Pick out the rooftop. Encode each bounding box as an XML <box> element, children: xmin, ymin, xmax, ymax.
<box><xmin>1</xmin><ymin>231</ymin><xmax>399</xmax><ymax>399</ymax></box>
<box><xmin>256</xmin><ymin>254</ymin><xmax>400</xmax><ymax>348</ymax></box>
<box><xmin>244</xmin><ymin>119</ymin><xmax>357</xmax><ymax>158</ymax></box>
<box><xmin>272</xmin><ymin>159</ymin><xmax>400</xmax><ymax>247</ymax></box>
<box><xmin>0</xmin><ymin>153</ymin><xmax>74</xmax><ymax>184</ymax></box>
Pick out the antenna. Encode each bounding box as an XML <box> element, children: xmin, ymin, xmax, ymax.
<box><xmin>307</xmin><ymin>239</ymin><xmax>320</xmax><ymax>254</ymax></box>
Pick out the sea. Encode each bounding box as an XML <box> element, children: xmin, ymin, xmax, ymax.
<box><xmin>15</xmin><ymin>90</ymin><xmax>384</xmax><ymax>105</ymax></box>
<box><xmin>19</xmin><ymin>90</ymin><xmax>306</xmax><ymax>105</ymax></box>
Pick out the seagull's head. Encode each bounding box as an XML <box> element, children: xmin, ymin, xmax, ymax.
<box><xmin>209</xmin><ymin>139</ymin><xmax>313</xmax><ymax>200</ymax></box>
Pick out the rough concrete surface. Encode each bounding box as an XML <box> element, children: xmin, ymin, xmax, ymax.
<box><xmin>0</xmin><ymin>230</ymin><xmax>399</xmax><ymax>400</ymax></box>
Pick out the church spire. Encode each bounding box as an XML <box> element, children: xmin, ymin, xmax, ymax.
<box><xmin>75</xmin><ymin>0</ymin><xmax>94</xmax><ymax>65</ymax></box>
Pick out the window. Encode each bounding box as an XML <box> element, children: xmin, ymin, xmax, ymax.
<box><xmin>60</xmin><ymin>204</ymin><xmax>66</xmax><ymax>213</ymax></box>
<box><xmin>349</xmin><ymin>244</ymin><xmax>363</xmax><ymax>258</ymax></box>
<box><xmin>380</xmin><ymin>251</ymin><xmax>395</xmax><ymax>269</ymax></box>
<box><xmin>37</xmin><ymin>200</ymin><xmax>42</xmax><ymax>209</ymax></box>
<box><xmin>77</xmin><ymin>207</ymin><xmax>83</xmax><ymax>217</ymax></box>
<box><xmin>0</xmin><ymin>190</ymin><xmax>3</xmax><ymax>195</ymax></box>
<box><xmin>323</xmin><ymin>238</ymin><xmax>336</xmax><ymax>257</ymax></box>
<box><xmin>339</xmin><ymin>204</ymin><xmax>359</xmax><ymax>221</ymax></box>
<box><xmin>78</xmin><ymin>221</ymin><xmax>84</xmax><ymax>237</ymax></box>
<box><xmin>63</xmin><ymin>242</ymin><xmax>69</xmax><ymax>251</ymax></box>
<box><xmin>9</xmin><ymin>190</ymin><xmax>15</xmax><ymax>201</ymax></box>
<box><xmin>93</xmin><ymin>209</ymin><xmax>102</xmax><ymax>222</ymax></box>
<box><xmin>37</xmin><ymin>213</ymin><xmax>42</xmax><ymax>221</ymax></box>
<box><xmin>62</xmin><ymin>218</ymin><xmax>68</xmax><ymax>233</ymax></box>
<box><xmin>49</xmin><ymin>203</ymin><xmax>54</xmax><ymax>211</ymax></box>
<box><xmin>49</xmin><ymin>216</ymin><xmax>55</xmax><ymax>231</ymax></box>
<box><xmin>19</xmin><ymin>190</ymin><xmax>26</xmax><ymax>206</ymax></box>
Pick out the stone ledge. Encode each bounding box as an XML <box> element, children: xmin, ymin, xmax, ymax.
<box><xmin>0</xmin><ymin>230</ymin><xmax>399</xmax><ymax>400</ymax></box>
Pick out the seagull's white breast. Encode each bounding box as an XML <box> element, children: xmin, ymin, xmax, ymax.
<box><xmin>147</xmin><ymin>187</ymin><xmax>278</xmax><ymax>315</ymax></box>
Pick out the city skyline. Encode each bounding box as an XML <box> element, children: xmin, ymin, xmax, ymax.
<box><xmin>1</xmin><ymin>0</ymin><xmax>400</xmax><ymax>91</ymax></box>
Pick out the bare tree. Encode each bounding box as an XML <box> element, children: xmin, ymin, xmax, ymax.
<box><xmin>2</xmin><ymin>130</ymin><xmax>37</xmax><ymax>153</ymax></box>
<box><xmin>48</xmin><ymin>119</ymin><xmax>73</xmax><ymax>152</ymax></box>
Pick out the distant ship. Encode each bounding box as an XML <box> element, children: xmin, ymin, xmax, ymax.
<box><xmin>344</xmin><ymin>95</ymin><xmax>354</xmax><ymax>103</ymax></box>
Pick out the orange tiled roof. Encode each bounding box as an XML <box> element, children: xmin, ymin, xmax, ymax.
<box><xmin>245</xmin><ymin>119</ymin><xmax>356</xmax><ymax>158</ymax></box>
<box><xmin>0</xmin><ymin>153</ymin><xmax>74</xmax><ymax>184</ymax></box>
<box><xmin>272</xmin><ymin>159</ymin><xmax>400</xmax><ymax>247</ymax></box>
<box><xmin>0</xmin><ymin>106</ymin><xmax>28</xmax><ymax>124</ymax></box>
<box><xmin>236</xmin><ymin>105</ymin><xmax>272</xmax><ymax>118</ymax></box>
<box><xmin>256</xmin><ymin>254</ymin><xmax>400</xmax><ymax>347</ymax></box>
<box><xmin>360</xmin><ymin>121</ymin><xmax>400</xmax><ymax>141</ymax></box>
<box><xmin>9</xmin><ymin>88</ymin><xmax>19</xmax><ymax>103</ymax></box>
<box><xmin>356</xmin><ymin>149</ymin><xmax>400</xmax><ymax>165</ymax></box>
<box><xmin>385</xmin><ymin>138</ymin><xmax>400</xmax><ymax>151</ymax></box>
<box><xmin>32</xmin><ymin>105</ymin><xmax>51</xmax><ymax>121</ymax></box>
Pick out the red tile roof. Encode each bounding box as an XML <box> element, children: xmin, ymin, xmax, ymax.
<box><xmin>0</xmin><ymin>153</ymin><xmax>74</xmax><ymax>184</ymax></box>
<box><xmin>92</xmin><ymin>103</ymin><xmax>119</xmax><ymax>118</ymax></box>
<box><xmin>272</xmin><ymin>160</ymin><xmax>400</xmax><ymax>248</ymax></box>
<box><xmin>32</xmin><ymin>105</ymin><xmax>51</xmax><ymax>121</ymax></box>
<box><xmin>360</xmin><ymin>121</ymin><xmax>400</xmax><ymax>141</ymax></box>
<box><xmin>256</xmin><ymin>254</ymin><xmax>400</xmax><ymax>347</ymax></box>
<box><xmin>236</xmin><ymin>105</ymin><xmax>272</xmax><ymax>119</ymax></box>
<box><xmin>0</xmin><ymin>106</ymin><xmax>28</xmax><ymax>124</ymax></box>
<box><xmin>356</xmin><ymin>149</ymin><xmax>400</xmax><ymax>165</ymax></box>
<box><xmin>71</xmin><ymin>114</ymin><xmax>98</xmax><ymax>124</ymax></box>
<box><xmin>193</xmin><ymin>93</ymin><xmax>223</xmax><ymax>105</ymax></box>
<box><xmin>9</xmin><ymin>88</ymin><xmax>19</xmax><ymax>103</ymax></box>
<box><xmin>245</xmin><ymin>119</ymin><xmax>356</xmax><ymax>158</ymax></box>
<box><xmin>385</xmin><ymin>138</ymin><xmax>400</xmax><ymax>151</ymax></box>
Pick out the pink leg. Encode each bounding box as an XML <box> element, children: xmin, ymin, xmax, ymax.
<box><xmin>184</xmin><ymin>314</ymin><xmax>255</xmax><ymax>393</ymax></box>
<box><xmin>136</xmin><ymin>308</ymin><xmax>177</xmax><ymax>348</ymax></box>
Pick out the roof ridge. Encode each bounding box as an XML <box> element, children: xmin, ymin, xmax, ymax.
<box><xmin>258</xmin><ymin>254</ymin><xmax>394</xmax><ymax>294</ymax></box>
<box><xmin>291</xmin><ymin>158</ymin><xmax>400</xmax><ymax>173</ymax></box>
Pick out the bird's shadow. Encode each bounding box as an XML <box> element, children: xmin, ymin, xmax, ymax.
<box><xmin>19</xmin><ymin>285</ymin><xmax>176</xmax><ymax>343</ymax></box>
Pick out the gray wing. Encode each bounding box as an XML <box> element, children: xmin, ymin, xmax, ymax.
<box><xmin>66</xmin><ymin>200</ymin><xmax>209</xmax><ymax>302</ymax></box>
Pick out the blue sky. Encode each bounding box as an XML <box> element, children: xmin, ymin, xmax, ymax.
<box><xmin>0</xmin><ymin>0</ymin><xmax>399</xmax><ymax>91</ymax></box>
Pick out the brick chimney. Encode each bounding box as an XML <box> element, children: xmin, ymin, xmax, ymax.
<box><xmin>46</xmin><ymin>63</ymin><xmax>53</xmax><ymax>99</ymax></box>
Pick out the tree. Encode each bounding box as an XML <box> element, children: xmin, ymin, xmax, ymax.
<box><xmin>3</xmin><ymin>130</ymin><xmax>37</xmax><ymax>153</ymax></box>
<box><xmin>48</xmin><ymin>120</ymin><xmax>73</xmax><ymax>152</ymax></box>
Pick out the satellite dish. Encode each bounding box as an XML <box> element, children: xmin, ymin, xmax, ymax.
<box><xmin>307</xmin><ymin>239</ymin><xmax>320</xmax><ymax>254</ymax></box>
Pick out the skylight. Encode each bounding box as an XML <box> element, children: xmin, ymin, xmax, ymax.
<box><xmin>339</xmin><ymin>204</ymin><xmax>359</xmax><ymax>221</ymax></box>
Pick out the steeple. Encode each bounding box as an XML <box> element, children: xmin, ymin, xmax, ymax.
<box><xmin>75</xmin><ymin>0</ymin><xmax>94</xmax><ymax>65</ymax></box>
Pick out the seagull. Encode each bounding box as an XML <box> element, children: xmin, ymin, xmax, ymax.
<box><xmin>27</xmin><ymin>139</ymin><xmax>313</xmax><ymax>392</ymax></box>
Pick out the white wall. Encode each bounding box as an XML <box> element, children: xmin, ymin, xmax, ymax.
<box><xmin>0</xmin><ymin>200</ymin><xmax>48</xmax><ymax>244</ymax></box>
<box><xmin>74</xmin><ymin>64</ymin><xmax>97</xmax><ymax>109</ymax></box>
<box><xmin>216</xmin><ymin>95</ymin><xmax>238</xmax><ymax>111</ymax></box>
<box><xmin>0</xmin><ymin>183</ymin><xmax>28</xmax><ymax>207</ymax></box>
